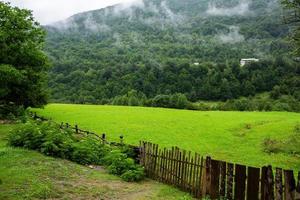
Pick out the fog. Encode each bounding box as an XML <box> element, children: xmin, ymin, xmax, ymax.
<box><xmin>5</xmin><ymin>0</ymin><xmax>138</xmax><ymax>25</ymax></box>
<box><xmin>207</xmin><ymin>1</ymin><xmax>251</xmax><ymax>16</ymax></box>
<box><xmin>217</xmin><ymin>26</ymin><xmax>245</xmax><ymax>44</ymax></box>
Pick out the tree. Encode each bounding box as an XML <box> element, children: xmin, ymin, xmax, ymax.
<box><xmin>0</xmin><ymin>2</ymin><xmax>49</xmax><ymax>110</ymax></box>
<box><xmin>282</xmin><ymin>0</ymin><xmax>300</xmax><ymax>55</ymax></box>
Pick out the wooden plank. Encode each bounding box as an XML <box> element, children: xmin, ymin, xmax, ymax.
<box><xmin>210</xmin><ymin>159</ymin><xmax>220</xmax><ymax>199</ymax></box>
<box><xmin>171</xmin><ymin>147</ymin><xmax>176</xmax><ymax>185</ymax></box>
<box><xmin>234</xmin><ymin>164</ymin><xmax>246</xmax><ymax>200</ymax></box>
<box><xmin>184</xmin><ymin>152</ymin><xmax>190</xmax><ymax>191</ymax></box>
<box><xmin>181</xmin><ymin>150</ymin><xmax>186</xmax><ymax>189</ymax></box>
<box><xmin>261</xmin><ymin>166</ymin><xmax>274</xmax><ymax>200</ymax></box>
<box><xmin>261</xmin><ymin>166</ymin><xmax>267</xmax><ymax>200</ymax></box>
<box><xmin>189</xmin><ymin>156</ymin><xmax>194</xmax><ymax>194</ymax></box>
<box><xmin>296</xmin><ymin>172</ymin><xmax>300</xmax><ymax>200</ymax></box>
<box><xmin>149</xmin><ymin>143</ymin><xmax>153</xmax><ymax>177</ymax></box>
<box><xmin>170</xmin><ymin>147</ymin><xmax>175</xmax><ymax>185</ymax></box>
<box><xmin>139</xmin><ymin>141</ymin><xmax>143</xmax><ymax>165</ymax></box>
<box><xmin>275</xmin><ymin>168</ymin><xmax>283</xmax><ymax>200</ymax></box>
<box><xmin>162</xmin><ymin>148</ymin><xmax>167</xmax><ymax>182</ymax></box>
<box><xmin>205</xmin><ymin>156</ymin><xmax>212</xmax><ymax>197</ymax></box>
<box><xmin>166</xmin><ymin>150</ymin><xmax>171</xmax><ymax>184</ymax></box>
<box><xmin>219</xmin><ymin>161</ymin><xmax>226</xmax><ymax>198</ymax></box>
<box><xmin>177</xmin><ymin>151</ymin><xmax>182</xmax><ymax>186</ymax></box>
<box><xmin>284</xmin><ymin>170</ymin><xmax>296</xmax><ymax>200</ymax></box>
<box><xmin>226</xmin><ymin>163</ymin><xmax>234</xmax><ymax>200</ymax></box>
<box><xmin>175</xmin><ymin>148</ymin><xmax>180</xmax><ymax>186</ymax></box>
<box><xmin>247</xmin><ymin>166</ymin><xmax>260</xmax><ymax>200</ymax></box>
<box><xmin>158</xmin><ymin>149</ymin><xmax>163</xmax><ymax>181</ymax></box>
<box><xmin>153</xmin><ymin>144</ymin><xmax>158</xmax><ymax>179</ymax></box>
<box><xmin>197</xmin><ymin>156</ymin><xmax>204</xmax><ymax>198</ymax></box>
<box><xmin>191</xmin><ymin>153</ymin><xmax>198</xmax><ymax>196</ymax></box>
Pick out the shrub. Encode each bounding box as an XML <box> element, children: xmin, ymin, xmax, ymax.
<box><xmin>101</xmin><ymin>150</ymin><xmax>145</xmax><ymax>181</ymax></box>
<box><xmin>71</xmin><ymin>138</ymin><xmax>109</xmax><ymax>165</ymax></box>
<box><xmin>40</xmin><ymin>129</ymin><xmax>74</xmax><ymax>159</ymax></box>
<box><xmin>262</xmin><ymin>137</ymin><xmax>282</xmax><ymax>154</ymax></box>
<box><xmin>120</xmin><ymin>167</ymin><xmax>145</xmax><ymax>182</ymax></box>
<box><xmin>8</xmin><ymin>121</ymin><xmax>46</xmax><ymax>150</ymax></box>
<box><xmin>8</xmin><ymin>120</ymin><xmax>145</xmax><ymax>182</ymax></box>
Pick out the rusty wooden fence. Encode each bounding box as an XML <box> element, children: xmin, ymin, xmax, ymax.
<box><xmin>139</xmin><ymin>141</ymin><xmax>300</xmax><ymax>200</ymax></box>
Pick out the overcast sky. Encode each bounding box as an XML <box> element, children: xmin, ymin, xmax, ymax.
<box><xmin>5</xmin><ymin>0</ymin><xmax>136</xmax><ymax>25</ymax></box>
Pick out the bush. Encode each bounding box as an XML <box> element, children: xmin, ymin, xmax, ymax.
<box><xmin>101</xmin><ymin>150</ymin><xmax>145</xmax><ymax>181</ymax></box>
<box><xmin>8</xmin><ymin>120</ymin><xmax>145</xmax><ymax>182</ymax></box>
<box><xmin>40</xmin><ymin>129</ymin><xmax>74</xmax><ymax>159</ymax></box>
<box><xmin>8</xmin><ymin>121</ymin><xmax>46</xmax><ymax>150</ymax></box>
<box><xmin>0</xmin><ymin>102</ymin><xmax>26</xmax><ymax>120</ymax></box>
<box><xmin>120</xmin><ymin>167</ymin><xmax>145</xmax><ymax>182</ymax></box>
<box><xmin>71</xmin><ymin>138</ymin><xmax>109</xmax><ymax>165</ymax></box>
<box><xmin>262</xmin><ymin>137</ymin><xmax>282</xmax><ymax>154</ymax></box>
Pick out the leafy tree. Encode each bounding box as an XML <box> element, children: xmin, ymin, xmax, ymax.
<box><xmin>0</xmin><ymin>2</ymin><xmax>49</xmax><ymax>110</ymax></box>
<box><xmin>282</xmin><ymin>0</ymin><xmax>300</xmax><ymax>55</ymax></box>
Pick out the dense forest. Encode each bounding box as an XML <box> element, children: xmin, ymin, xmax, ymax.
<box><xmin>44</xmin><ymin>0</ymin><xmax>300</xmax><ymax>110</ymax></box>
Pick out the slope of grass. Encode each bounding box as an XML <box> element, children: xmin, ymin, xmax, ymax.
<box><xmin>0</xmin><ymin>124</ymin><xmax>193</xmax><ymax>200</ymax></box>
<box><xmin>32</xmin><ymin>104</ymin><xmax>300</xmax><ymax>171</ymax></box>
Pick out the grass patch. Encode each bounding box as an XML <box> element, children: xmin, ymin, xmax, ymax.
<box><xmin>0</xmin><ymin>124</ymin><xmax>194</xmax><ymax>199</ymax></box>
<box><xmin>32</xmin><ymin>104</ymin><xmax>300</xmax><ymax>170</ymax></box>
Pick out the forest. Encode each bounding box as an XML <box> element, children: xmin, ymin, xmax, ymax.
<box><xmin>43</xmin><ymin>0</ymin><xmax>300</xmax><ymax>111</ymax></box>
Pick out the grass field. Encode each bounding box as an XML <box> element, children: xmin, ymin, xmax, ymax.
<box><xmin>33</xmin><ymin>104</ymin><xmax>300</xmax><ymax>171</ymax></box>
<box><xmin>0</xmin><ymin>124</ymin><xmax>193</xmax><ymax>200</ymax></box>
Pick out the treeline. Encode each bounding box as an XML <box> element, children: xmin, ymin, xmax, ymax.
<box><xmin>103</xmin><ymin>90</ymin><xmax>300</xmax><ymax>112</ymax></box>
<box><xmin>49</xmin><ymin>57</ymin><xmax>300</xmax><ymax>111</ymax></box>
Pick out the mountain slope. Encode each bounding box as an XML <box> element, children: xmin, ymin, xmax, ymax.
<box><xmin>44</xmin><ymin>0</ymin><xmax>298</xmax><ymax>103</ymax></box>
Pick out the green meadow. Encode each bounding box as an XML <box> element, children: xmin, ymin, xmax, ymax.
<box><xmin>33</xmin><ymin>104</ymin><xmax>300</xmax><ymax>171</ymax></box>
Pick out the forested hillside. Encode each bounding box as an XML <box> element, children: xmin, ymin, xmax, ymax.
<box><xmin>45</xmin><ymin>0</ymin><xmax>300</xmax><ymax>105</ymax></box>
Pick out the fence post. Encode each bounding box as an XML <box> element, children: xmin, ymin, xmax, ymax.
<box><xmin>275</xmin><ymin>168</ymin><xmax>283</xmax><ymax>200</ymax></box>
<box><xmin>204</xmin><ymin>156</ymin><xmax>212</xmax><ymax>197</ymax></box>
<box><xmin>226</xmin><ymin>163</ymin><xmax>234</xmax><ymax>200</ymax></box>
<box><xmin>296</xmin><ymin>172</ymin><xmax>300</xmax><ymax>199</ymax></box>
<box><xmin>102</xmin><ymin>133</ymin><xmax>106</xmax><ymax>144</ymax></box>
<box><xmin>120</xmin><ymin>135</ymin><xmax>124</xmax><ymax>145</ymax></box>
<box><xmin>75</xmin><ymin>125</ymin><xmax>79</xmax><ymax>133</ymax></box>
<box><xmin>284</xmin><ymin>170</ymin><xmax>296</xmax><ymax>200</ymax></box>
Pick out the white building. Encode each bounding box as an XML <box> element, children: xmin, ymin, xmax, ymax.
<box><xmin>240</xmin><ymin>58</ymin><xmax>259</xmax><ymax>67</ymax></box>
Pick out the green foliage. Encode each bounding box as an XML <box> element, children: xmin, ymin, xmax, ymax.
<box><xmin>102</xmin><ymin>150</ymin><xmax>145</xmax><ymax>181</ymax></box>
<box><xmin>262</xmin><ymin>137</ymin><xmax>282</xmax><ymax>154</ymax></box>
<box><xmin>120</xmin><ymin>168</ymin><xmax>145</xmax><ymax>182</ymax></box>
<box><xmin>0</xmin><ymin>2</ymin><xmax>48</xmax><ymax>111</ymax></box>
<box><xmin>44</xmin><ymin>0</ymin><xmax>299</xmax><ymax>106</ymax></box>
<box><xmin>263</xmin><ymin>123</ymin><xmax>300</xmax><ymax>156</ymax></box>
<box><xmin>7</xmin><ymin>120</ymin><xmax>144</xmax><ymax>182</ymax></box>
<box><xmin>282</xmin><ymin>0</ymin><xmax>300</xmax><ymax>55</ymax></box>
<box><xmin>32</xmin><ymin>104</ymin><xmax>300</xmax><ymax>170</ymax></box>
<box><xmin>71</xmin><ymin>138</ymin><xmax>109</xmax><ymax>165</ymax></box>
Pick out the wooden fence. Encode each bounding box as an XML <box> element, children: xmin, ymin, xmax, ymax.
<box><xmin>139</xmin><ymin>141</ymin><xmax>300</xmax><ymax>200</ymax></box>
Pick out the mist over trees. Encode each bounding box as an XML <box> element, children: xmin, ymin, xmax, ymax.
<box><xmin>43</xmin><ymin>0</ymin><xmax>299</xmax><ymax>110</ymax></box>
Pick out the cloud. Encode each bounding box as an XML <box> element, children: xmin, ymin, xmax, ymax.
<box><xmin>217</xmin><ymin>26</ymin><xmax>245</xmax><ymax>44</ymax></box>
<box><xmin>5</xmin><ymin>0</ymin><xmax>137</xmax><ymax>25</ymax></box>
<box><xmin>207</xmin><ymin>1</ymin><xmax>251</xmax><ymax>16</ymax></box>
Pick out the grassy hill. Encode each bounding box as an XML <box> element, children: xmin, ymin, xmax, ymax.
<box><xmin>44</xmin><ymin>0</ymin><xmax>297</xmax><ymax>104</ymax></box>
<box><xmin>33</xmin><ymin>104</ymin><xmax>300</xmax><ymax>171</ymax></box>
<box><xmin>0</xmin><ymin>124</ymin><xmax>193</xmax><ymax>200</ymax></box>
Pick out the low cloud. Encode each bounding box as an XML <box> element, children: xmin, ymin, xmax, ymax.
<box><xmin>217</xmin><ymin>26</ymin><xmax>245</xmax><ymax>44</ymax></box>
<box><xmin>6</xmin><ymin>0</ymin><xmax>137</xmax><ymax>25</ymax></box>
<box><xmin>207</xmin><ymin>1</ymin><xmax>251</xmax><ymax>16</ymax></box>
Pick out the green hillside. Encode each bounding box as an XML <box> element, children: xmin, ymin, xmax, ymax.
<box><xmin>33</xmin><ymin>104</ymin><xmax>300</xmax><ymax>171</ymax></box>
<box><xmin>44</xmin><ymin>0</ymin><xmax>300</xmax><ymax>104</ymax></box>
